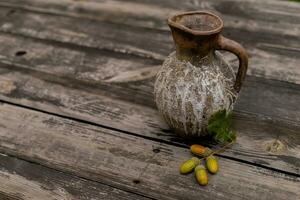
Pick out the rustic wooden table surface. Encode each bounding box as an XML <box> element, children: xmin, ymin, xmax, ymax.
<box><xmin>0</xmin><ymin>0</ymin><xmax>299</xmax><ymax>199</ymax></box>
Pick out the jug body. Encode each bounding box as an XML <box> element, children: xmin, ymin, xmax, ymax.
<box><xmin>154</xmin><ymin>51</ymin><xmax>236</xmax><ymax>137</ymax></box>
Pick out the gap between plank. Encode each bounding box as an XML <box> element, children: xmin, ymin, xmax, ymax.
<box><xmin>0</xmin><ymin>98</ymin><xmax>299</xmax><ymax>178</ymax></box>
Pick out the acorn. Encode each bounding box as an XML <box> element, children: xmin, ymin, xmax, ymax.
<box><xmin>190</xmin><ymin>144</ymin><xmax>213</xmax><ymax>157</ymax></box>
<box><xmin>206</xmin><ymin>155</ymin><xmax>218</xmax><ymax>174</ymax></box>
<box><xmin>179</xmin><ymin>157</ymin><xmax>200</xmax><ymax>174</ymax></box>
<box><xmin>194</xmin><ymin>165</ymin><xmax>208</xmax><ymax>186</ymax></box>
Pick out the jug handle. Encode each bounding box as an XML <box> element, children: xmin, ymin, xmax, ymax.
<box><xmin>216</xmin><ymin>35</ymin><xmax>248</xmax><ymax>93</ymax></box>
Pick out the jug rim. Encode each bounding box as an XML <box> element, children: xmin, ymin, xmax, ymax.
<box><xmin>168</xmin><ymin>11</ymin><xmax>224</xmax><ymax>36</ymax></box>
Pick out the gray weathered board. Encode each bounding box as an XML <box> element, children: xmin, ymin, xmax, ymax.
<box><xmin>0</xmin><ymin>0</ymin><xmax>299</xmax><ymax>199</ymax></box>
<box><xmin>0</xmin><ymin>153</ymin><xmax>149</xmax><ymax>200</ymax></box>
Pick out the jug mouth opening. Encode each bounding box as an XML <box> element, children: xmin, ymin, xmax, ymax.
<box><xmin>168</xmin><ymin>11</ymin><xmax>223</xmax><ymax>35</ymax></box>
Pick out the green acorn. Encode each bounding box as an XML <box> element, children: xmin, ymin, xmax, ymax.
<box><xmin>206</xmin><ymin>155</ymin><xmax>218</xmax><ymax>174</ymax></box>
<box><xmin>194</xmin><ymin>165</ymin><xmax>208</xmax><ymax>186</ymax></box>
<box><xmin>179</xmin><ymin>157</ymin><xmax>200</xmax><ymax>174</ymax></box>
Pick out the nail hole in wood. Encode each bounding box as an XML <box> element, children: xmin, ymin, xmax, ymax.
<box><xmin>133</xmin><ymin>179</ymin><xmax>140</xmax><ymax>184</ymax></box>
<box><xmin>15</xmin><ymin>51</ymin><xmax>27</xmax><ymax>57</ymax></box>
<box><xmin>6</xmin><ymin>10</ymin><xmax>16</xmax><ymax>16</ymax></box>
<box><xmin>153</xmin><ymin>148</ymin><xmax>160</xmax><ymax>153</ymax></box>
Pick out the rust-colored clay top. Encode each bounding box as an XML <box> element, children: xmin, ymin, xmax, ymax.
<box><xmin>168</xmin><ymin>11</ymin><xmax>224</xmax><ymax>36</ymax></box>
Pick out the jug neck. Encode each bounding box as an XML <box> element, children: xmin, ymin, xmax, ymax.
<box><xmin>172</xmin><ymin>31</ymin><xmax>220</xmax><ymax>64</ymax></box>
<box><xmin>168</xmin><ymin>11</ymin><xmax>223</xmax><ymax>65</ymax></box>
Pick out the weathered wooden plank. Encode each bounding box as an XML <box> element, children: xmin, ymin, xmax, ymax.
<box><xmin>0</xmin><ymin>103</ymin><xmax>299</xmax><ymax>200</ymax></box>
<box><xmin>0</xmin><ymin>0</ymin><xmax>299</xmax><ymax>84</ymax></box>
<box><xmin>2</xmin><ymin>0</ymin><xmax>299</xmax><ymax>36</ymax></box>
<box><xmin>0</xmin><ymin>154</ymin><xmax>150</xmax><ymax>200</ymax></box>
<box><xmin>0</xmin><ymin>33</ymin><xmax>299</xmax><ymax>175</ymax></box>
<box><xmin>0</xmin><ymin>33</ymin><xmax>299</xmax><ymax>124</ymax></box>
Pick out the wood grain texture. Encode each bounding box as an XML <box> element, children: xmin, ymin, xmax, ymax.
<box><xmin>0</xmin><ymin>103</ymin><xmax>299</xmax><ymax>200</ymax></box>
<box><xmin>0</xmin><ymin>0</ymin><xmax>298</xmax><ymax>197</ymax></box>
<box><xmin>1</xmin><ymin>0</ymin><xmax>299</xmax><ymax>36</ymax></box>
<box><xmin>0</xmin><ymin>0</ymin><xmax>299</xmax><ymax>84</ymax></box>
<box><xmin>0</xmin><ymin>33</ymin><xmax>299</xmax><ymax>175</ymax></box>
<box><xmin>0</xmin><ymin>154</ymin><xmax>149</xmax><ymax>200</ymax></box>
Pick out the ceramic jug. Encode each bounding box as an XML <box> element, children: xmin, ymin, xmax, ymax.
<box><xmin>154</xmin><ymin>11</ymin><xmax>248</xmax><ymax>138</ymax></box>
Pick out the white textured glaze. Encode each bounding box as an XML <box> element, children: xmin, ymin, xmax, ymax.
<box><xmin>154</xmin><ymin>51</ymin><xmax>237</xmax><ymax>137</ymax></box>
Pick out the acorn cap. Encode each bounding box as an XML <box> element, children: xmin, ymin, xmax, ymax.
<box><xmin>194</xmin><ymin>164</ymin><xmax>205</xmax><ymax>172</ymax></box>
<box><xmin>191</xmin><ymin>157</ymin><xmax>200</xmax><ymax>165</ymax></box>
